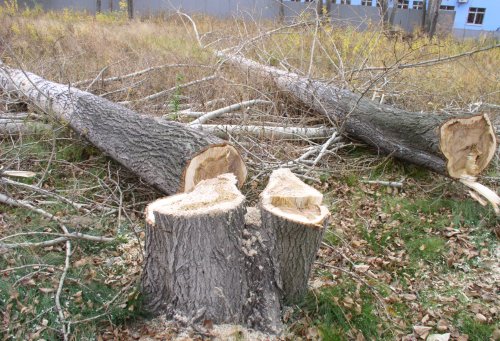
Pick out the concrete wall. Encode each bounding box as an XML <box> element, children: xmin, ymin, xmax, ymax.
<box><xmin>329</xmin><ymin>4</ymin><xmax>382</xmax><ymax>30</ymax></box>
<box><xmin>129</xmin><ymin>0</ymin><xmax>282</xmax><ymax>20</ymax></box>
<box><xmin>0</xmin><ymin>0</ymin><xmax>460</xmax><ymax>37</ymax></box>
<box><xmin>453</xmin><ymin>28</ymin><xmax>500</xmax><ymax>40</ymax></box>
<box><xmin>11</xmin><ymin>0</ymin><xmax>120</xmax><ymax>13</ymax></box>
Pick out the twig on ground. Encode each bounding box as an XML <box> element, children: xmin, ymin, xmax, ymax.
<box><xmin>0</xmin><ymin>193</ymin><xmax>114</xmax><ymax>248</ymax></box>
<box><xmin>100</xmin><ymin>78</ymin><xmax>146</xmax><ymax>98</ymax></box>
<box><xmin>315</xmin><ymin>261</ymin><xmax>396</xmax><ymax>324</ymax></box>
<box><xmin>188</xmin><ymin>99</ymin><xmax>272</xmax><ymax>125</ymax></box>
<box><xmin>0</xmin><ymin>263</ymin><xmax>62</xmax><ymax>274</ymax></box>
<box><xmin>55</xmin><ymin>239</ymin><xmax>71</xmax><ymax>341</ymax></box>
<box><xmin>120</xmin><ymin>75</ymin><xmax>216</xmax><ymax>104</ymax></box>
<box><xmin>70</xmin><ymin>279</ymin><xmax>136</xmax><ymax>326</ymax></box>
<box><xmin>361</xmin><ymin>179</ymin><xmax>404</xmax><ymax>188</ymax></box>
<box><xmin>312</xmin><ymin>132</ymin><xmax>340</xmax><ymax>166</ymax></box>
<box><xmin>0</xmin><ymin>230</ymin><xmax>114</xmax><ymax>244</ymax></box>
<box><xmin>74</xmin><ymin>63</ymin><xmax>211</xmax><ymax>87</ymax></box>
<box><xmin>84</xmin><ymin>65</ymin><xmax>110</xmax><ymax>91</ymax></box>
<box><xmin>357</xmin><ymin>43</ymin><xmax>500</xmax><ymax>72</ymax></box>
<box><xmin>0</xmin><ymin>177</ymin><xmax>89</xmax><ymax>212</ymax></box>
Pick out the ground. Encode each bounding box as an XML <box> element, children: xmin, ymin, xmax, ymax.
<box><xmin>0</xmin><ymin>5</ymin><xmax>499</xmax><ymax>341</ymax></box>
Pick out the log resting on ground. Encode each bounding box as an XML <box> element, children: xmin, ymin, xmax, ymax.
<box><xmin>218</xmin><ymin>53</ymin><xmax>497</xmax><ymax>180</ymax></box>
<box><xmin>142</xmin><ymin>170</ymin><xmax>329</xmax><ymax>333</ymax></box>
<box><xmin>0</xmin><ymin>63</ymin><xmax>246</xmax><ymax>194</ymax></box>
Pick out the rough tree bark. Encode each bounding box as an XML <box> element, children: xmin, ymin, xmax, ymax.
<box><xmin>142</xmin><ymin>174</ymin><xmax>248</xmax><ymax>323</ymax></box>
<box><xmin>218</xmin><ymin>53</ymin><xmax>497</xmax><ymax>180</ymax></box>
<box><xmin>142</xmin><ymin>170</ymin><xmax>329</xmax><ymax>333</ymax></box>
<box><xmin>260</xmin><ymin>168</ymin><xmax>329</xmax><ymax>304</ymax></box>
<box><xmin>0</xmin><ymin>63</ymin><xmax>246</xmax><ymax>195</ymax></box>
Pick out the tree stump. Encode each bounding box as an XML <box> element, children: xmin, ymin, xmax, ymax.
<box><xmin>142</xmin><ymin>174</ymin><xmax>247</xmax><ymax>323</ymax></box>
<box><xmin>260</xmin><ymin>168</ymin><xmax>330</xmax><ymax>304</ymax></box>
<box><xmin>141</xmin><ymin>169</ymin><xmax>330</xmax><ymax>333</ymax></box>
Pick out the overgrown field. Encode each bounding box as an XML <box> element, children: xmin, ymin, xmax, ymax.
<box><xmin>0</xmin><ymin>5</ymin><xmax>499</xmax><ymax>340</ymax></box>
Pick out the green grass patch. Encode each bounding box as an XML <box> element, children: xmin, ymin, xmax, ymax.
<box><xmin>296</xmin><ymin>280</ymin><xmax>386</xmax><ymax>340</ymax></box>
<box><xmin>455</xmin><ymin>314</ymin><xmax>496</xmax><ymax>341</ymax></box>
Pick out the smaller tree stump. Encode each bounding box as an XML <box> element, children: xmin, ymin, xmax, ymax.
<box><xmin>260</xmin><ymin>168</ymin><xmax>330</xmax><ymax>304</ymax></box>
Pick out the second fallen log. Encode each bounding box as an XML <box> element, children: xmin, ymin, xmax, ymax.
<box><xmin>219</xmin><ymin>53</ymin><xmax>497</xmax><ymax>180</ymax></box>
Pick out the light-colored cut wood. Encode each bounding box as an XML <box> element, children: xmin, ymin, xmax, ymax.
<box><xmin>182</xmin><ymin>145</ymin><xmax>247</xmax><ymax>193</ymax></box>
<box><xmin>439</xmin><ymin>114</ymin><xmax>497</xmax><ymax>178</ymax></box>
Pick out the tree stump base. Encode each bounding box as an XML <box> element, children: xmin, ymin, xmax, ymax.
<box><xmin>141</xmin><ymin>169</ymin><xmax>330</xmax><ymax>333</ymax></box>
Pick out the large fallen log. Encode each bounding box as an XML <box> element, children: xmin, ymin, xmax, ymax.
<box><xmin>142</xmin><ymin>170</ymin><xmax>329</xmax><ymax>333</ymax></box>
<box><xmin>0</xmin><ymin>63</ymin><xmax>246</xmax><ymax>194</ymax></box>
<box><xmin>218</xmin><ymin>53</ymin><xmax>497</xmax><ymax>180</ymax></box>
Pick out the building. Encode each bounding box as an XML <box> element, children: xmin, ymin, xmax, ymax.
<box><xmin>297</xmin><ymin>0</ymin><xmax>499</xmax><ymax>38</ymax></box>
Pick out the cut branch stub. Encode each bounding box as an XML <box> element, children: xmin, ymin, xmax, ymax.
<box><xmin>439</xmin><ymin>113</ymin><xmax>497</xmax><ymax>179</ymax></box>
<box><xmin>142</xmin><ymin>173</ymin><xmax>247</xmax><ymax>322</ymax></box>
<box><xmin>260</xmin><ymin>168</ymin><xmax>330</xmax><ymax>304</ymax></box>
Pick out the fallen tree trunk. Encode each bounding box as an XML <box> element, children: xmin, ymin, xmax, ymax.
<box><xmin>0</xmin><ymin>63</ymin><xmax>246</xmax><ymax>194</ymax></box>
<box><xmin>218</xmin><ymin>53</ymin><xmax>497</xmax><ymax>180</ymax></box>
<box><xmin>142</xmin><ymin>170</ymin><xmax>329</xmax><ymax>333</ymax></box>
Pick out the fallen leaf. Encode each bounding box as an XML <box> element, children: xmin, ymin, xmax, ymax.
<box><xmin>39</xmin><ymin>288</ymin><xmax>55</xmax><ymax>294</ymax></box>
<box><xmin>413</xmin><ymin>325</ymin><xmax>432</xmax><ymax>338</ymax></box>
<box><xmin>474</xmin><ymin>313</ymin><xmax>487</xmax><ymax>323</ymax></box>
<box><xmin>426</xmin><ymin>333</ymin><xmax>450</xmax><ymax>341</ymax></box>
<box><xmin>354</xmin><ymin>264</ymin><xmax>370</xmax><ymax>273</ymax></box>
<box><xmin>436</xmin><ymin>319</ymin><xmax>448</xmax><ymax>332</ymax></box>
<box><xmin>403</xmin><ymin>294</ymin><xmax>417</xmax><ymax>301</ymax></box>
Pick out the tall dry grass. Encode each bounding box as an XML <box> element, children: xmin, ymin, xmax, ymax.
<box><xmin>1</xmin><ymin>6</ymin><xmax>498</xmax><ymax>115</ymax></box>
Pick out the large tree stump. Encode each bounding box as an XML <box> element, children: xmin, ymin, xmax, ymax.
<box><xmin>141</xmin><ymin>170</ymin><xmax>330</xmax><ymax>333</ymax></box>
<box><xmin>142</xmin><ymin>174</ymin><xmax>247</xmax><ymax>322</ymax></box>
<box><xmin>0</xmin><ymin>63</ymin><xmax>247</xmax><ymax>194</ymax></box>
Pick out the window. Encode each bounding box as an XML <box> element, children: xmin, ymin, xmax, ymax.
<box><xmin>412</xmin><ymin>1</ymin><xmax>423</xmax><ymax>9</ymax></box>
<box><xmin>396</xmin><ymin>0</ymin><xmax>409</xmax><ymax>9</ymax></box>
<box><xmin>362</xmin><ymin>0</ymin><xmax>373</xmax><ymax>6</ymax></box>
<box><xmin>467</xmin><ymin>7</ymin><xmax>485</xmax><ymax>25</ymax></box>
<box><xmin>339</xmin><ymin>0</ymin><xmax>351</xmax><ymax>4</ymax></box>
<box><xmin>439</xmin><ymin>5</ymin><xmax>455</xmax><ymax>11</ymax></box>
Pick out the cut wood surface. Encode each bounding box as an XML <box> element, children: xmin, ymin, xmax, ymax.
<box><xmin>142</xmin><ymin>170</ymin><xmax>330</xmax><ymax>333</ymax></box>
<box><xmin>0</xmin><ymin>63</ymin><xmax>246</xmax><ymax>195</ymax></box>
<box><xmin>219</xmin><ymin>53</ymin><xmax>497</xmax><ymax>179</ymax></box>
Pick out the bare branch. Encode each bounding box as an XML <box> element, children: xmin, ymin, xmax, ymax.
<box><xmin>188</xmin><ymin>99</ymin><xmax>272</xmax><ymax>125</ymax></box>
